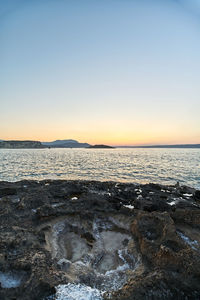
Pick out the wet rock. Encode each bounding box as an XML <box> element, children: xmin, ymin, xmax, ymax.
<box><xmin>0</xmin><ymin>187</ymin><xmax>17</xmax><ymax>197</ymax></box>
<box><xmin>170</xmin><ymin>208</ymin><xmax>200</xmax><ymax>228</ymax></box>
<box><xmin>0</xmin><ymin>180</ymin><xmax>199</xmax><ymax>299</ymax></box>
<box><xmin>194</xmin><ymin>190</ymin><xmax>200</xmax><ymax>202</ymax></box>
<box><xmin>109</xmin><ymin>270</ymin><xmax>200</xmax><ymax>300</ymax></box>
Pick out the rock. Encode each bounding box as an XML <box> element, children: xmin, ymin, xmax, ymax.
<box><xmin>0</xmin><ymin>180</ymin><xmax>199</xmax><ymax>299</ymax></box>
<box><xmin>0</xmin><ymin>187</ymin><xmax>17</xmax><ymax>197</ymax></box>
<box><xmin>131</xmin><ymin>211</ymin><xmax>181</xmax><ymax>268</ymax></box>
<box><xmin>194</xmin><ymin>190</ymin><xmax>200</xmax><ymax>202</ymax></box>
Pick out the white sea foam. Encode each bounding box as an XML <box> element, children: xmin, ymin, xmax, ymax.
<box><xmin>168</xmin><ymin>201</ymin><xmax>176</xmax><ymax>206</ymax></box>
<box><xmin>183</xmin><ymin>193</ymin><xmax>193</xmax><ymax>197</ymax></box>
<box><xmin>135</xmin><ymin>188</ymin><xmax>142</xmax><ymax>195</ymax></box>
<box><xmin>167</xmin><ymin>198</ymin><xmax>180</xmax><ymax>206</ymax></box>
<box><xmin>123</xmin><ymin>204</ymin><xmax>134</xmax><ymax>209</ymax></box>
<box><xmin>49</xmin><ymin>283</ymin><xmax>103</xmax><ymax>300</ymax></box>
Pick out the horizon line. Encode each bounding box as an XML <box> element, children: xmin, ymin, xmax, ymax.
<box><xmin>0</xmin><ymin>139</ymin><xmax>200</xmax><ymax>148</ymax></box>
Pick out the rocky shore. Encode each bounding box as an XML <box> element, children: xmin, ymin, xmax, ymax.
<box><xmin>0</xmin><ymin>180</ymin><xmax>200</xmax><ymax>300</ymax></box>
<box><xmin>0</xmin><ymin>141</ymin><xmax>45</xmax><ymax>149</ymax></box>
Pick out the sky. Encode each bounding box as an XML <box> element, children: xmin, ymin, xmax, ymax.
<box><xmin>0</xmin><ymin>0</ymin><xmax>200</xmax><ymax>146</ymax></box>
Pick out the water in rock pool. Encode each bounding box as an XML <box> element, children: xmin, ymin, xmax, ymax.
<box><xmin>0</xmin><ymin>270</ymin><xmax>27</xmax><ymax>288</ymax></box>
<box><xmin>0</xmin><ymin>148</ymin><xmax>199</xmax><ymax>188</ymax></box>
<box><xmin>44</xmin><ymin>215</ymin><xmax>141</xmax><ymax>300</ymax></box>
<box><xmin>46</xmin><ymin>284</ymin><xmax>104</xmax><ymax>300</ymax></box>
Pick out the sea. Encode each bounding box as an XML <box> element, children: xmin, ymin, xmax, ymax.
<box><xmin>0</xmin><ymin>148</ymin><xmax>199</xmax><ymax>189</ymax></box>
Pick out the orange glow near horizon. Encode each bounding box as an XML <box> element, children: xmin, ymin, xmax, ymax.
<box><xmin>1</xmin><ymin>128</ymin><xmax>199</xmax><ymax>146</ymax></box>
<box><xmin>0</xmin><ymin>109</ymin><xmax>199</xmax><ymax>146</ymax></box>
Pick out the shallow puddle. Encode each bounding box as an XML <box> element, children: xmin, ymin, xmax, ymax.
<box><xmin>45</xmin><ymin>215</ymin><xmax>140</xmax><ymax>293</ymax></box>
<box><xmin>0</xmin><ymin>270</ymin><xmax>25</xmax><ymax>288</ymax></box>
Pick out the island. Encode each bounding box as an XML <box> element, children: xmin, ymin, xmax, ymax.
<box><xmin>87</xmin><ymin>144</ymin><xmax>115</xmax><ymax>149</ymax></box>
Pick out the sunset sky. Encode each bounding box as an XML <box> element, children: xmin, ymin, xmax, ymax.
<box><xmin>1</xmin><ymin>0</ymin><xmax>200</xmax><ymax>146</ymax></box>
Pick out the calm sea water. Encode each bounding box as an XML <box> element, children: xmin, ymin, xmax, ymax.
<box><xmin>0</xmin><ymin>148</ymin><xmax>199</xmax><ymax>188</ymax></box>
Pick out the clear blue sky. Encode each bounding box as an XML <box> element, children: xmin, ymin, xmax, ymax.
<box><xmin>1</xmin><ymin>0</ymin><xmax>200</xmax><ymax>145</ymax></box>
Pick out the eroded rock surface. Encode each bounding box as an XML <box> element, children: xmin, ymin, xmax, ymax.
<box><xmin>0</xmin><ymin>180</ymin><xmax>200</xmax><ymax>299</ymax></box>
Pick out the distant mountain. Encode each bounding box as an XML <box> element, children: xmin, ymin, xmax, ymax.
<box><xmin>0</xmin><ymin>140</ymin><xmax>45</xmax><ymax>149</ymax></box>
<box><xmin>88</xmin><ymin>144</ymin><xmax>115</xmax><ymax>149</ymax></box>
<box><xmin>42</xmin><ymin>139</ymin><xmax>90</xmax><ymax>148</ymax></box>
<box><xmin>117</xmin><ymin>144</ymin><xmax>200</xmax><ymax>148</ymax></box>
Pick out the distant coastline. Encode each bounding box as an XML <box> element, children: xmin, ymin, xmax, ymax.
<box><xmin>42</xmin><ymin>139</ymin><xmax>90</xmax><ymax>148</ymax></box>
<box><xmin>117</xmin><ymin>144</ymin><xmax>200</xmax><ymax>149</ymax></box>
<box><xmin>0</xmin><ymin>139</ymin><xmax>199</xmax><ymax>149</ymax></box>
<box><xmin>0</xmin><ymin>140</ymin><xmax>45</xmax><ymax>149</ymax></box>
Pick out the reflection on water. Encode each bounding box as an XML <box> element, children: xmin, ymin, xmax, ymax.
<box><xmin>0</xmin><ymin>148</ymin><xmax>199</xmax><ymax>188</ymax></box>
